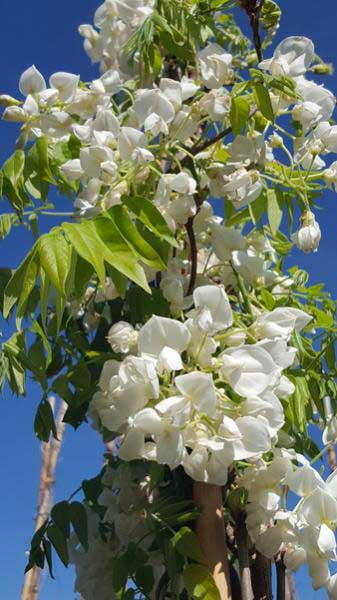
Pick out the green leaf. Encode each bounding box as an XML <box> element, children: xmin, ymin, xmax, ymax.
<box><xmin>105</xmin><ymin>264</ymin><xmax>128</xmax><ymax>299</ymax></box>
<box><xmin>112</xmin><ymin>554</ymin><xmax>129</xmax><ymax>593</ymax></box>
<box><xmin>108</xmin><ymin>206</ymin><xmax>166</xmax><ymax>269</ymax></box>
<box><xmin>326</xmin><ymin>340</ymin><xmax>336</xmax><ymax>371</ymax></box>
<box><xmin>0</xmin><ymin>268</ymin><xmax>13</xmax><ymax>313</ymax></box>
<box><xmin>82</xmin><ymin>475</ymin><xmax>103</xmax><ymax>506</ymax></box>
<box><xmin>183</xmin><ymin>564</ymin><xmax>221</xmax><ymax>600</ymax></box>
<box><xmin>38</xmin><ymin>230</ymin><xmax>72</xmax><ymax>296</ymax></box>
<box><xmin>62</xmin><ymin>221</ymin><xmax>106</xmax><ymax>285</ymax></box>
<box><xmin>73</xmin><ymin>255</ymin><xmax>94</xmax><ymax>299</ymax></box>
<box><xmin>289</xmin><ymin>375</ymin><xmax>310</xmax><ymax>431</ymax></box>
<box><xmin>230</xmin><ymin>96</ymin><xmax>250</xmax><ymax>135</ymax></box>
<box><xmin>30</xmin><ymin>320</ymin><xmax>52</xmax><ymax>366</ymax></box>
<box><xmin>42</xmin><ymin>538</ymin><xmax>54</xmax><ymax>579</ymax></box>
<box><xmin>172</xmin><ymin>527</ymin><xmax>204</xmax><ymax>563</ymax></box>
<box><xmin>4</xmin><ymin>247</ymin><xmax>39</xmax><ymax>318</ymax></box>
<box><xmin>36</xmin><ymin>136</ymin><xmax>54</xmax><ymax>182</ymax></box>
<box><xmin>92</xmin><ymin>216</ymin><xmax>151</xmax><ymax>292</ymax></box>
<box><xmin>47</xmin><ymin>523</ymin><xmax>69</xmax><ymax>567</ymax></box>
<box><xmin>0</xmin><ymin>213</ymin><xmax>18</xmax><ymax>239</ymax></box>
<box><xmin>39</xmin><ymin>269</ymin><xmax>50</xmax><ymax>329</ymax></box>
<box><xmin>51</xmin><ymin>501</ymin><xmax>71</xmax><ymax>538</ymax></box>
<box><xmin>69</xmin><ymin>502</ymin><xmax>88</xmax><ymax>550</ymax></box>
<box><xmin>126</xmin><ymin>287</ymin><xmax>170</xmax><ymax>325</ymax></box>
<box><xmin>260</xmin><ymin>289</ymin><xmax>275</xmax><ymax>310</ymax></box>
<box><xmin>3</xmin><ymin>150</ymin><xmax>25</xmax><ymax>187</ymax></box>
<box><xmin>123</xmin><ymin>196</ymin><xmax>178</xmax><ymax>246</ymax></box>
<box><xmin>253</xmin><ymin>82</ymin><xmax>274</xmax><ymax>121</ymax></box>
<box><xmin>267</xmin><ymin>189</ymin><xmax>283</xmax><ymax>234</ymax></box>
<box><xmin>135</xmin><ymin>565</ymin><xmax>155</xmax><ymax>593</ymax></box>
<box><xmin>311</xmin><ymin>307</ymin><xmax>334</xmax><ymax>330</ymax></box>
<box><xmin>34</xmin><ymin>399</ymin><xmax>58</xmax><ymax>442</ymax></box>
<box><xmin>3</xmin><ymin>331</ymin><xmax>27</xmax><ymax>395</ymax></box>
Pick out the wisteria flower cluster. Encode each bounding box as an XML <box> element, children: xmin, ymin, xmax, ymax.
<box><xmin>90</xmin><ymin>285</ymin><xmax>310</xmax><ymax>486</ymax></box>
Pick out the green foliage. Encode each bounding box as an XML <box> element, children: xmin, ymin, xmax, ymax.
<box><xmin>183</xmin><ymin>564</ymin><xmax>221</xmax><ymax>600</ymax></box>
<box><xmin>25</xmin><ymin>498</ymin><xmax>89</xmax><ymax>576</ymax></box>
<box><xmin>171</xmin><ymin>527</ymin><xmax>204</xmax><ymax>563</ymax></box>
<box><xmin>230</xmin><ymin>96</ymin><xmax>250</xmax><ymax>135</ymax></box>
<box><xmin>34</xmin><ymin>399</ymin><xmax>58</xmax><ymax>442</ymax></box>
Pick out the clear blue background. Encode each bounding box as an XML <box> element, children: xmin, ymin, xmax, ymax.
<box><xmin>0</xmin><ymin>1</ymin><xmax>336</xmax><ymax>598</ymax></box>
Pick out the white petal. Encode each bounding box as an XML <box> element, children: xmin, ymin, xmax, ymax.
<box><xmin>138</xmin><ymin>315</ymin><xmax>191</xmax><ymax>357</ymax></box>
<box><xmin>19</xmin><ymin>65</ymin><xmax>46</xmax><ymax>96</ymax></box>
<box><xmin>119</xmin><ymin>428</ymin><xmax>145</xmax><ymax>461</ymax></box>
<box><xmin>133</xmin><ymin>408</ymin><xmax>164</xmax><ymax>435</ymax></box>
<box><xmin>175</xmin><ymin>371</ymin><xmax>217</xmax><ymax>415</ymax></box>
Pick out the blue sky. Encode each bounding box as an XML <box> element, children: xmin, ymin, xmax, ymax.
<box><xmin>0</xmin><ymin>1</ymin><xmax>337</xmax><ymax>598</ymax></box>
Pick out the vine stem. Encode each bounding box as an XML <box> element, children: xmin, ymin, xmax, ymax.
<box><xmin>193</xmin><ymin>482</ymin><xmax>232</xmax><ymax>600</ymax></box>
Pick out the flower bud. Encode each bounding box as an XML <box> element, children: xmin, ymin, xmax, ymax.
<box><xmin>311</xmin><ymin>62</ymin><xmax>334</xmax><ymax>75</ymax></box>
<box><xmin>2</xmin><ymin>106</ymin><xmax>26</xmax><ymax>122</ymax></box>
<box><xmin>291</xmin><ymin>210</ymin><xmax>321</xmax><ymax>253</ymax></box>
<box><xmin>0</xmin><ymin>94</ymin><xmax>21</xmax><ymax>107</ymax></box>
<box><xmin>268</xmin><ymin>132</ymin><xmax>283</xmax><ymax>148</ymax></box>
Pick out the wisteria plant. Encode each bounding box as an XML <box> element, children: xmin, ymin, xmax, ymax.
<box><xmin>2</xmin><ymin>1</ymin><xmax>337</xmax><ymax>598</ymax></box>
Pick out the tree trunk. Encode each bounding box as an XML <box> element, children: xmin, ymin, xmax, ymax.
<box><xmin>193</xmin><ymin>482</ymin><xmax>232</xmax><ymax>600</ymax></box>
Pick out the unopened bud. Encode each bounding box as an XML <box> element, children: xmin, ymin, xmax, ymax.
<box><xmin>2</xmin><ymin>106</ymin><xmax>26</xmax><ymax>122</ymax></box>
<box><xmin>311</xmin><ymin>63</ymin><xmax>334</xmax><ymax>75</ymax></box>
<box><xmin>0</xmin><ymin>94</ymin><xmax>21</xmax><ymax>107</ymax></box>
<box><xmin>269</xmin><ymin>132</ymin><xmax>283</xmax><ymax>148</ymax></box>
<box><xmin>310</xmin><ymin>140</ymin><xmax>324</xmax><ymax>156</ymax></box>
<box><xmin>291</xmin><ymin>210</ymin><xmax>321</xmax><ymax>253</ymax></box>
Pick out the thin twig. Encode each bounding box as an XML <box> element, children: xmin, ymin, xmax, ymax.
<box><xmin>186</xmin><ymin>216</ymin><xmax>198</xmax><ymax>295</ymax></box>
<box><xmin>190</xmin><ymin>126</ymin><xmax>232</xmax><ymax>156</ymax></box>
<box><xmin>240</xmin><ymin>0</ymin><xmax>265</xmax><ymax>62</ymax></box>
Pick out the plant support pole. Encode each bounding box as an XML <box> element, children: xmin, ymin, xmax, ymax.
<box><xmin>193</xmin><ymin>482</ymin><xmax>232</xmax><ymax>600</ymax></box>
<box><xmin>21</xmin><ymin>399</ymin><xmax>67</xmax><ymax>600</ymax></box>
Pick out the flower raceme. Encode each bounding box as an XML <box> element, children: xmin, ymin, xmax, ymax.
<box><xmin>89</xmin><ymin>284</ymin><xmax>309</xmax><ymax>486</ymax></box>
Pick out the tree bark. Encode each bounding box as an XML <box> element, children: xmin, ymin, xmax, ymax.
<box><xmin>236</xmin><ymin>513</ymin><xmax>254</xmax><ymax>600</ymax></box>
<box><xmin>21</xmin><ymin>399</ymin><xmax>67</xmax><ymax>600</ymax></box>
<box><xmin>251</xmin><ymin>550</ymin><xmax>273</xmax><ymax>600</ymax></box>
<box><xmin>193</xmin><ymin>482</ymin><xmax>232</xmax><ymax>600</ymax></box>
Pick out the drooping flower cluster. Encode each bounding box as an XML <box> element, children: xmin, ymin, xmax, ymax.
<box><xmin>69</xmin><ymin>462</ymin><xmax>163</xmax><ymax>600</ymax></box>
<box><xmin>89</xmin><ymin>282</ymin><xmax>311</xmax><ymax>486</ymax></box>
<box><xmin>239</xmin><ymin>451</ymin><xmax>337</xmax><ymax>595</ymax></box>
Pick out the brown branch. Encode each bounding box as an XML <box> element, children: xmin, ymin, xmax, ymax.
<box><xmin>186</xmin><ymin>216</ymin><xmax>198</xmax><ymax>296</ymax></box>
<box><xmin>236</xmin><ymin>513</ymin><xmax>254</xmax><ymax>600</ymax></box>
<box><xmin>190</xmin><ymin>125</ymin><xmax>232</xmax><ymax>156</ymax></box>
<box><xmin>22</xmin><ymin>399</ymin><xmax>67</xmax><ymax>600</ymax></box>
<box><xmin>193</xmin><ymin>482</ymin><xmax>232</xmax><ymax>600</ymax></box>
<box><xmin>251</xmin><ymin>550</ymin><xmax>272</xmax><ymax>600</ymax></box>
<box><xmin>240</xmin><ymin>0</ymin><xmax>264</xmax><ymax>62</ymax></box>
